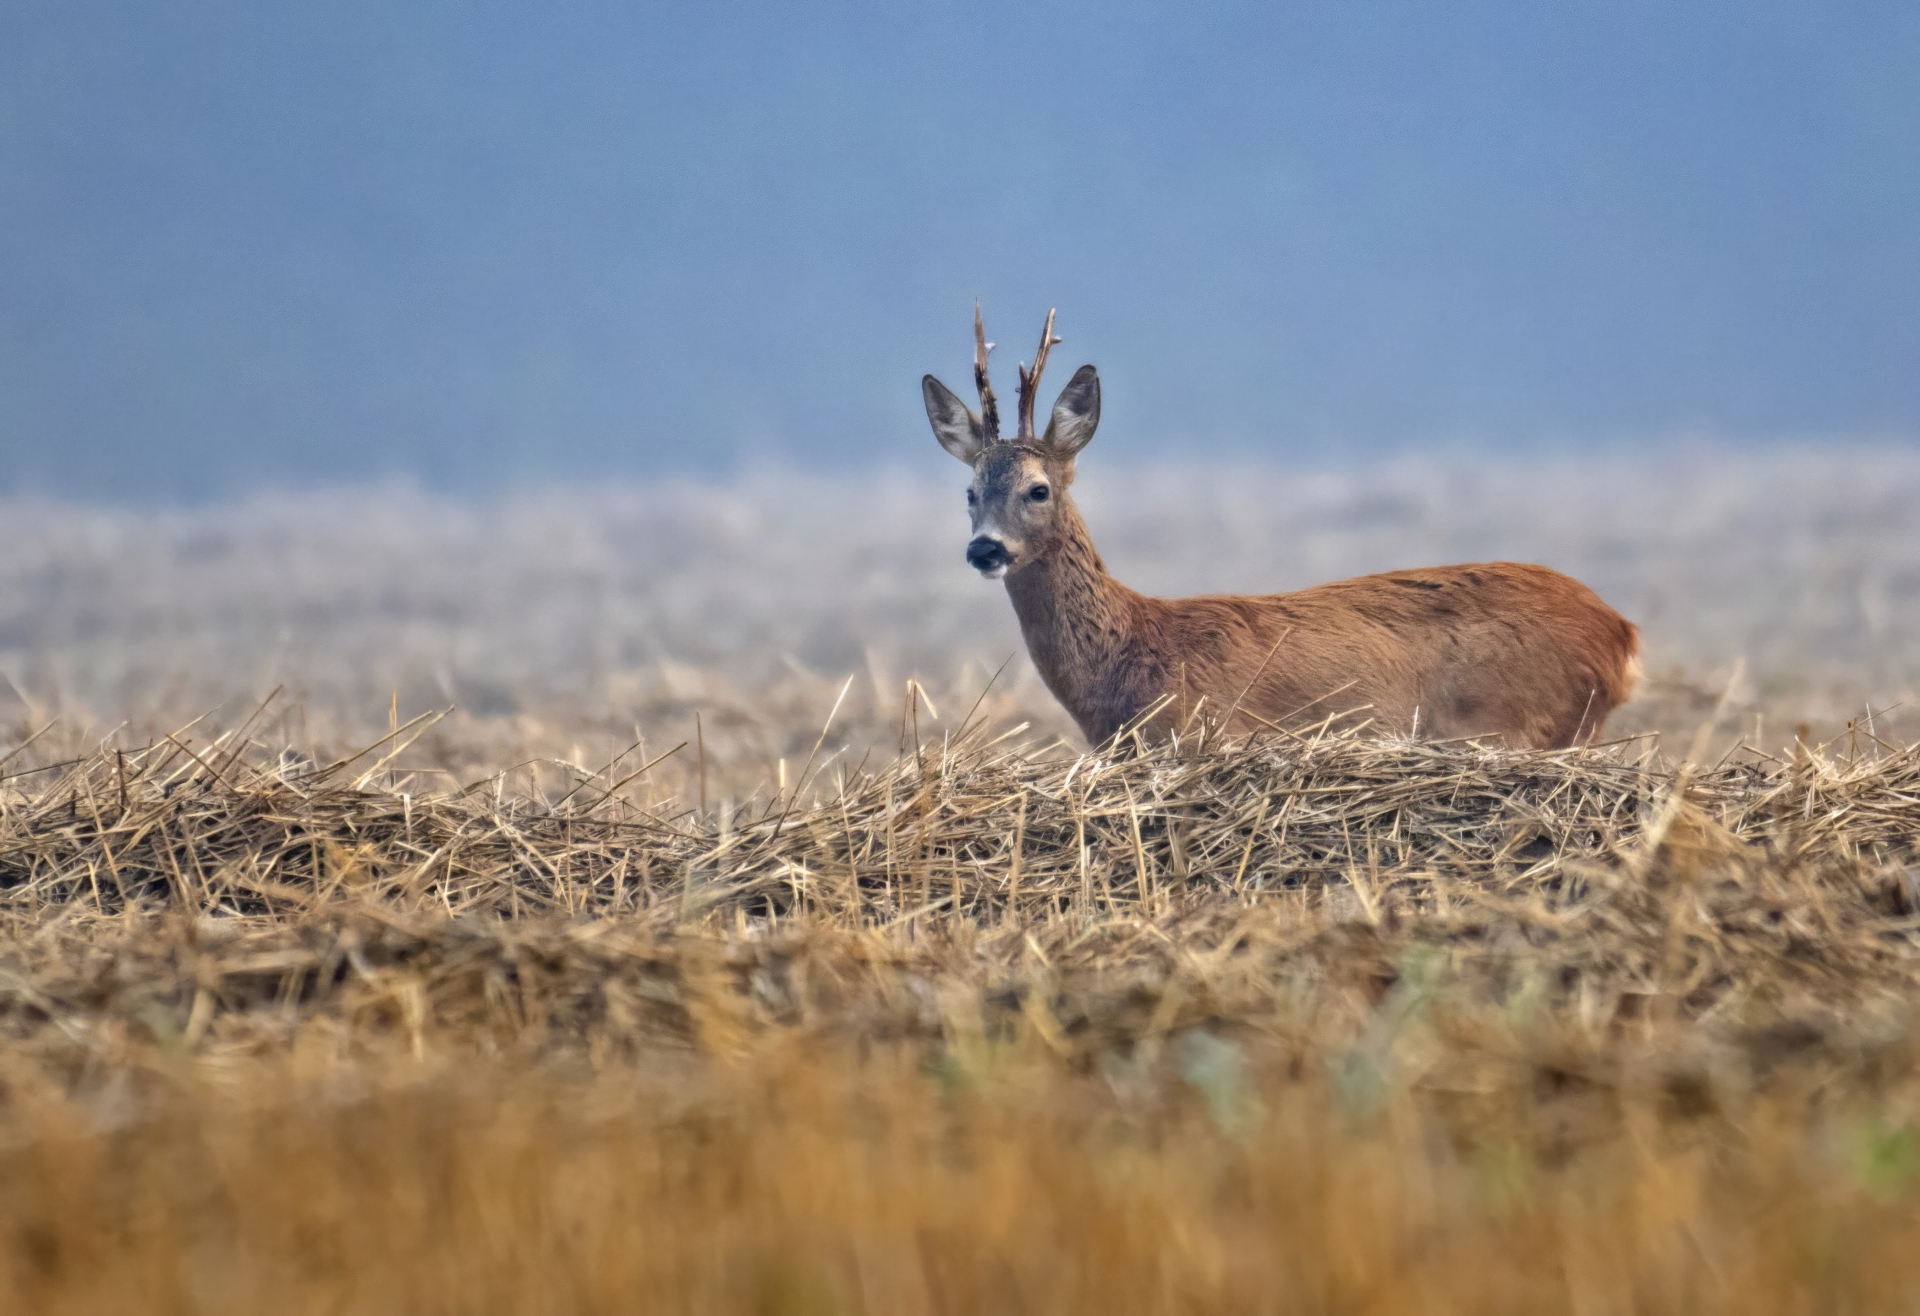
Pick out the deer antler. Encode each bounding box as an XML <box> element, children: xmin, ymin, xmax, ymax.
<box><xmin>1015</xmin><ymin>308</ymin><xmax>1061</xmax><ymax>442</ymax></box>
<box><xmin>972</xmin><ymin>303</ymin><xmax>1001</xmax><ymax>442</ymax></box>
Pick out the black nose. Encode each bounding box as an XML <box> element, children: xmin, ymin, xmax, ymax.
<box><xmin>966</xmin><ymin>536</ymin><xmax>1011</xmax><ymax>572</ymax></box>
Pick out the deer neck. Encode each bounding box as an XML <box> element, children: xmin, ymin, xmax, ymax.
<box><xmin>1003</xmin><ymin>498</ymin><xmax>1140</xmax><ymax>725</ymax></box>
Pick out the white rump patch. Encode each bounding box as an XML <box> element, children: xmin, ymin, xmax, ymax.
<box><xmin>1622</xmin><ymin>652</ymin><xmax>1645</xmax><ymax>700</ymax></box>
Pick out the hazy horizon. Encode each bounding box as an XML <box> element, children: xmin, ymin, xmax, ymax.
<box><xmin>6</xmin><ymin>1</ymin><xmax>1919</xmax><ymax>498</ymax></box>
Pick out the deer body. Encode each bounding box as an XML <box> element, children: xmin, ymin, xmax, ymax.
<box><xmin>923</xmin><ymin>310</ymin><xmax>1640</xmax><ymax>751</ymax></box>
<box><xmin>1002</xmin><ymin>492</ymin><xmax>1637</xmax><ymax>745</ymax></box>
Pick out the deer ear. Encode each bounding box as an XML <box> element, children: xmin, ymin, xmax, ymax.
<box><xmin>922</xmin><ymin>375</ymin><xmax>985</xmax><ymax>464</ymax></box>
<box><xmin>1042</xmin><ymin>365</ymin><xmax>1100</xmax><ymax>456</ymax></box>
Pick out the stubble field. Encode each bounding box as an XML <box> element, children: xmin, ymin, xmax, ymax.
<box><xmin>1</xmin><ymin>444</ymin><xmax>1918</xmax><ymax>1312</ymax></box>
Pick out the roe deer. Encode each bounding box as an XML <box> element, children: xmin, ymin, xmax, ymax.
<box><xmin>921</xmin><ymin>308</ymin><xmax>1641</xmax><ymax>750</ymax></box>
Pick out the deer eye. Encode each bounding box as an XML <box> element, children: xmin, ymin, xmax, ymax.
<box><xmin>1028</xmin><ymin>485</ymin><xmax>1050</xmax><ymax>502</ymax></box>
<box><xmin>966</xmin><ymin>488</ymin><xmax>977</xmax><ymax>505</ymax></box>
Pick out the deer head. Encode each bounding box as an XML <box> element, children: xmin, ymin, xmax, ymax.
<box><xmin>922</xmin><ymin>307</ymin><xmax>1101</xmax><ymax>578</ymax></box>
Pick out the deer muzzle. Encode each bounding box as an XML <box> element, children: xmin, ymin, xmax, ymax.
<box><xmin>966</xmin><ymin>535</ymin><xmax>1013</xmax><ymax>578</ymax></box>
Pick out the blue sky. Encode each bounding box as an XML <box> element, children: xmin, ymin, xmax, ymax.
<box><xmin>3</xmin><ymin>0</ymin><xmax>1917</xmax><ymax>496</ymax></box>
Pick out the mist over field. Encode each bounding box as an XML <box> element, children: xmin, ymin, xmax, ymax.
<box><xmin>6</xmin><ymin>4</ymin><xmax>1919</xmax><ymax>495</ymax></box>
<box><xmin>2</xmin><ymin>444</ymin><xmax>1915</xmax><ymax>791</ymax></box>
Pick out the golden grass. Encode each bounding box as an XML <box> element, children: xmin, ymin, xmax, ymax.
<box><xmin>7</xmin><ymin>1025</ymin><xmax>1920</xmax><ymax>1314</ymax></box>
<box><xmin>2</xmin><ymin>707</ymin><xmax>1920</xmax><ymax>1311</ymax></box>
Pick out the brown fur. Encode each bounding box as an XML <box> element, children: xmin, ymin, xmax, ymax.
<box><xmin>925</xmin><ymin>362</ymin><xmax>1640</xmax><ymax>751</ymax></box>
<box><xmin>1008</xmin><ymin>487</ymin><xmax>1639</xmax><ymax>747</ymax></box>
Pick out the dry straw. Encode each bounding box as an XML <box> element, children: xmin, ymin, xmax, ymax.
<box><xmin>2</xmin><ymin>710</ymin><xmax>1917</xmax><ymax>1014</ymax></box>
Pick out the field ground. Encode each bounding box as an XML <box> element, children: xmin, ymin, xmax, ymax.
<box><xmin>2</xmin><ymin>447</ymin><xmax>1919</xmax><ymax>1312</ymax></box>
